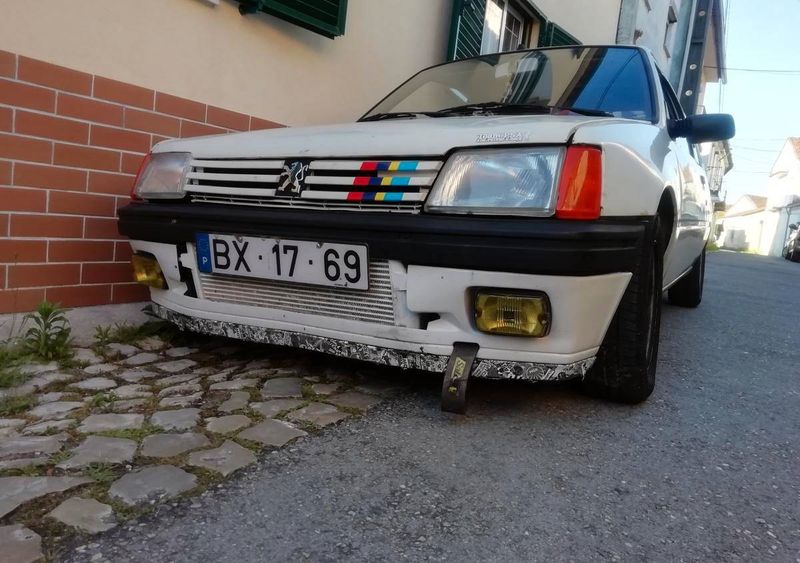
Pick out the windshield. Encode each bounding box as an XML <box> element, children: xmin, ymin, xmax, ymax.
<box><xmin>362</xmin><ymin>46</ymin><xmax>655</xmax><ymax>122</ymax></box>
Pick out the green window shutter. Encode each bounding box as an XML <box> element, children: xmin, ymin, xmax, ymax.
<box><xmin>238</xmin><ymin>0</ymin><xmax>348</xmax><ymax>39</ymax></box>
<box><xmin>538</xmin><ymin>22</ymin><xmax>580</xmax><ymax>47</ymax></box>
<box><xmin>447</xmin><ymin>0</ymin><xmax>487</xmax><ymax>60</ymax></box>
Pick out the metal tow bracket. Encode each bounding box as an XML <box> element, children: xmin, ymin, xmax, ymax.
<box><xmin>441</xmin><ymin>342</ymin><xmax>480</xmax><ymax>414</ymax></box>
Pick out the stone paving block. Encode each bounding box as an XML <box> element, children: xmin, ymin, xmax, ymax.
<box><xmin>0</xmin><ymin>476</ymin><xmax>92</xmax><ymax>518</ymax></box>
<box><xmin>238</xmin><ymin>419</ymin><xmax>307</xmax><ymax>447</ymax></box>
<box><xmin>57</xmin><ymin>436</ymin><xmax>137</xmax><ymax>469</ymax></box>
<box><xmin>261</xmin><ymin>377</ymin><xmax>303</xmax><ymax>399</ymax></box>
<box><xmin>123</xmin><ymin>353</ymin><xmax>160</xmax><ymax>366</ymax></box>
<box><xmin>0</xmin><ymin>435</ymin><xmax>63</xmax><ymax>458</ymax></box>
<box><xmin>288</xmin><ymin>403</ymin><xmax>351</xmax><ymax>428</ymax></box>
<box><xmin>118</xmin><ymin>369</ymin><xmax>159</xmax><ymax>383</ymax></box>
<box><xmin>187</xmin><ymin>440</ymin><xmax>255</xmax><ymax>477</ymax></box>
<box><xmin>165</xmin><ymin>346</ymin><xmax>198</xmax><ymax>358</ymax></box>
<box><xmin>205</xmin><ymin>415</ymin><xmax>252</xmax><ymax>434</ymax></box>
<box><xmin>107</xmin><ymin>343</ymin><xmax>140</xmax><ymax>358</ymax></box>
<box><xmin>155</xmin><ymin>359</ymin><xmax>197</xmax><ymax>373</ymax></box>
<box><xmin>210</xmin><ymin>379</ymin><xmax>257</xmax><ymax>391</ymax></box>
<box><xmin>137</xmin><ymin>337</ymin><xmax>165</xmax><ymax>351</ymax></box>
<box><xmin>111</xmin><ymin>399</ymin><xmax>150</xmax><ymax>413</ymax></box>
<box><xmin>83</xmin><ymin>363</ymin><xmax>118</xmax><ymax>375</ymax></box>
<box><xmin>37</xmin><ymin>392</ymin><xmax>71</xmax><ymax>404</ymax></box>
<box><xmin>0</xmin><ymin>524</ymin><xmax>42</xmax><ymax>563</ymax></box>
<box><xmin>108</xmin><ymin>465</ymin><xmax>196</xmax><ymax>506</ymax></box>
<box><xmin>73</xmin><ymin>348</ymin><xmax>104</xmax><ymax>365</ymax></box>
<box><xmin>327</xmin><ymin>391</ymin><xmax>383</xmax><ymax>412</ymax></box>
<box><xmin>0</xmin><ymin>427</ymin><xmax>19</xmax><ymax>439</ymax></box>
<box><xmin>158</xmin><ymin>383</ymin><xmax>202</xmax><ymax>398</ymax></box>
<box><xmin>310</xmin><ymin>383</ymin><xmax>341</xmax><ymax>396</ymax></box>
<box><xmin>0</xmin><ymin>458</ymin><xmax>49</xmax><ymax>471</ymax></box>
<box><xmin>0</xmin><ymin>384</ymin><xmax>36</xmax><ymax>398</ymax></box>
<box><xmin>69</xmin><ymin>377</ymin><xmax>118</xmax><ymax>392</ymax></box>
<box><xmin>244</xmin><ymin>359</ymin><xmax>273</xmax><ymax>371</ymax></box>
<box><xmin>249</xmin><ymin>399</ymin><xmax>304</xmax><ymax>419</ymax></box>
<box><xmin>218</xmin><ymin>391</ymin><xmax>250</xmax><ymax>413</ymax></box>
<box><xmin>18</xmin><ymin>362</ymin><xmax>58</xmax><ymax>375</ymax></box>
<box><xmin>151</xmin><ymin>409</ymin><xmax>200</xmax><ymax>431</ymax></box>
<box><xmin>114</xmin><ymin>384</ymin><xmax>152</xmax><ymax>399</ymax></box>
<box><xmin>22</xmin><ymin>419</ymin><xmax>76</xmax><ymax>435</ymax></box>
<box><xmin>140</xmin><ymin>433</ymin><xmax>210</xmax><ymax>458</ymax></box>
<box><xmin>28</xmin><ymin>401</ymin><xmax>83</xmax><ymax>420</ymax></box>
<box><xmin>28</xmin><ymin>371</ymin><xmax>74</xmax><ymax>389</ymax></box>
<box><xmin>158</xmin><ymin>393</ymin><xmax>203</xmax><ymax>409</ymax></box>
<box><xmin>78</xmin><ymin>413</ymin><xmax>144</xmax><ymax>433</ymax></box>
<box><xmin>156</xmin><ymin>373</ymin><xmax>198</xmax><ymax>387</ymax></box>
<box><xmin>0</xmin><ymin>418</ymin><xmax>26</xmax><ymax>429</ymax></box>
<box><xmin>48</xmin><ymin>497</ymin><xmax>117</xmax><ymax>534</ymax></box>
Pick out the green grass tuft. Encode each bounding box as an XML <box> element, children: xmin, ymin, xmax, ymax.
<box><xmin>0</xmin><ymin>393</ymin><xmax>36</xmax><ymax>416</ymax></box>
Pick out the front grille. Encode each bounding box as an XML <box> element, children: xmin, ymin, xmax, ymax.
<box><xmin>185</xmin><ymin>158</ymin><xmax>442</xmax><ymax>213</ymax></box>
<box><xmin>198</xmin><ymin>260</ymin><xmax>396</xmax><ymax>326</ymax></box>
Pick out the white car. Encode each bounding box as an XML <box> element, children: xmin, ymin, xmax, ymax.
<box><xmin>121</xmin><ymin>46</ymin><xmax>734</xmax><ymax>411</ymax></box>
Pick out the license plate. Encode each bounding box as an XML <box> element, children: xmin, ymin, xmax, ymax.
<box><xmin>195</xmin><ymin>233</ymin><xmax>369</xmax><ymax>290</ymax></box>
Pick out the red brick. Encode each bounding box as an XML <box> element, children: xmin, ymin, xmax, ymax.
<box><xmin>0</xmin><ymin>78</ymin><xmax>55</xmax><ymax>112</ymax></box>
<box><xmin>207</xmin><ymin>106</ymin><xmax>249</xmax><ymax>131</ymax></box>
<box><xmin>90</xmin><ymin>125</ymin><xmax>150</xmax><ymax>153</ymax></box>
<box><xmin>0</xmin><ymin>132</ymin><xmax>52</xmax><ymax>163</ymax></box>
<box><xmin>14</xmin><ymin>162</ymin><xmax>87</xmax><ymax>191</ymax></box>
<box><xmin>82</xmin><ymin>262</ymin><xmax>133</xmax><ymax>284</ymax></box>
<box><xmin>114</xmin><ymin>241</ymin><xmax>133</xmax><ymax>262</ymax></box>
<box><xmin>0</xmin><ymin>160</ymin><xmax>10</xmax><ymax>184</ymax></box>
<box><xmin>180</xmin><ymin>120</ymin><xmax>226</xmax><ymax>138</ymax></box>
<box><xmin>0</xmin><ymin>239</ymin><xmax>47</xmax><ymax>262</ymax></box>
<box><xmin>84</xmin><ymin>217</ymin><xmax>123</xmax><ymax>239</ymax></box>
<box><xmin>124</xmin><ymin>108</ymin><xmax>180</xmax><ymax>137</ymax></box>
<box><xmin>250</xmin><ymin>116</ymin><xmax>282</xmax><ymax>131</ymax></box>
<box><xmin>94</xmin><ymin>77</ymin><xmax>153</xmax><ymax>110</ymax></box>
<box><xmin>54</xmin><ymin>143</ymin><xmax>119</xmax><ymax>172</ymax></box>
<box><xmin>10</xmin><ymin>214</ymin><xmax>83</xmax><ymax>238</ymax></box>
<box><xmin>46</xmin><ymin>284</ymin><xmax>112</xmax><ymax>308</ymax></box>
<box><xmin>0</xmin><ymin>107</ymin><xmax>11</xmax><ymax>132</ymax></box>
<box><xmin>0</xmin><ymin>187</ymin><xmax>47</xmax><ymax>212</ymax></box>
<box><xmin>0</xmin><ymin>51</ymin><xmax>16</xmax><ymax>79</ymax></box>
<box><xmin>15</xmin><ymin>110</ymin><xmax>89</xmax><ymax>144</ymax></box>
<box><xmin>57</xmin><ymin>93</ymin><xmax>123</xmax><ymax>126</ymax></box>
<box><xmin>0</xmin><ymin>288</ymin><xmax>46</xmax><ymax>313</ymax></box>
<box><xmin>8</xmin><ymin>263</ymin><xmax>81</xmax><ymax>288</ymax></box>
<box><xmin>156</xmin><ymin>93</ymin><xmax>205</xmax><ymax>121</ymax></box>
<box><xmin>88</xmin><ymin>171</ymin><xmax>135</xmax><ymax>196</ymax></box>
<box><xmin>18</xmin><ymin>57</ymin><xmax>92</xmax><ymax>95</ymax></box>
<box><xmin>121</xmin><ymin>153</ymin><xmax>145</xmax><ymax>175</ymax></box>
<box><xmin>49</xmin><ymin>240</ymin><xmax>115</xmax><ymax>262</ymax></box>
<box><xmin>0</xmin><ymin>264</ymin><xmax>4</xmax><ymax>288</ymax></box>
<box><xmin>152</xmin><ymin>135</ymin><xmax>169</xmax><ymax>145</ymax></box>
<box><xmin>0</xmin><ymin>213</ymin><xmax>8</xmax><ymax>236</ymax></box>
<box><xmin>49</xmin><ymin>190</ymin><xmax>117</xmax><ymax>217</ymax></box>
<box><xmin>112</xmin><ymin>283</ymin><xmax>149</xmax><ymax>303</ymax></box>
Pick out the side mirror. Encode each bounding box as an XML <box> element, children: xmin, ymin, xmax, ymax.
<box><xmin>671</xmin><ymin>113</ymin><xmax>735</xmax><ymax>143</ymax></box>
<box><xmin>790</xmin><ymin>223</ymin><xmax>798</xmax><ymax>231</ymax></box>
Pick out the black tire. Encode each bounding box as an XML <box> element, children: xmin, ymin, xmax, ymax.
<box><xmin>580</xmin><ymin>216</ymin><xmax>663</xmax><ymax>404</ymax></box>
<box><xmin>667</xmin><ymin>247</ymin><xmax>705</xmax><ymax>308</ymax></box>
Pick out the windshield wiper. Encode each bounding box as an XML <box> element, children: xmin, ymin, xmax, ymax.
<box><xmin>432</xmin><ymin>102</ymin><xmax>614</xmax><ymax>118</ymax></box>
<box><xmin>360</xmin><ymin>111</ymin><xmax>444</xmax><ymax>122</ymax></box>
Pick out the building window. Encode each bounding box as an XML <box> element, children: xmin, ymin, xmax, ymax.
<box><xmin>663</xmin><ymin>3</ymin><xmax>678</xmax><ymax>57</ymax></box>
<box><xmin>480</xmin><ymin>0</ymin><xmax>533</xmax><ymax>54</ymax></box>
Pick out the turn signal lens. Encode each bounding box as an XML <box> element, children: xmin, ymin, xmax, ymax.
<box><xmin>474</xmin><ymin>291</ymin><xmax>550</xmax><ymax>337</ymax></box>
<box><xmin>556</xmin><ymin>146</ymin><xmax>602</xmax><ymax>220</ymax></box>
<box><xmin>131</xmin><ymin>254</ymin><xmax>167</xmax><ymax>289</ymax></box>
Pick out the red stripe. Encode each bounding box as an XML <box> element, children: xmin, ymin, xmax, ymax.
<box><xmin>360</xmin><ymin>161</ymin><xmax>378</xmax><ymax>171</ymax></box>
<box><xmin>352</xmin><ymin>176</ymin><xmax>370</xmax><ymax>186</ymax></box>
<box><xmin>347</xmin><ymin>192</ymin><xmax>363</xmax><ymax>201</ymax></box>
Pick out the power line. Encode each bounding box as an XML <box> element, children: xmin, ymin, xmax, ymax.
<box><xmin>731</xmin><ymin>145</ymin><xmax>781</xmax><ymax>153</ymax></box>
<box><xmin>705</xmin><ymin>65</ymin><xmax>800</xmax><ymax>74</ymax></box>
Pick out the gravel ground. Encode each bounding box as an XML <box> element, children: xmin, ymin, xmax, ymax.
<box><xmin>62</xmin><ymin>252</ymin><xmax>800</xmax><ymax>562</ymax></box>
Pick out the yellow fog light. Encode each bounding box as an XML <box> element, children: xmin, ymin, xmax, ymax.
<box><xmin>131</xmin><ymin>254</ymin><xmax>167</xmax><ymax>289</ymax></box>
<box><xmin>474</xmin><ymin>291</ymin><xmax>550</xmax><ymax>337</ymax></box>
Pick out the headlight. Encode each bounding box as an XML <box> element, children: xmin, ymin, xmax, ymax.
<box><xmin>425</xmin><ymin>147</ymin><xmax>564</xmax><ymax>216</ymax></box>
<box><xmin>132</xmin><ymin>152</ymin><xmax>191</xmax><ymax>200</ymax></box>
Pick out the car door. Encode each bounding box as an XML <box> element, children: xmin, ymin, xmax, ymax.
<box><xmin>658</xmin><ymin>72</ymin><xmax>709</xmax><ymax>285</ymax></box>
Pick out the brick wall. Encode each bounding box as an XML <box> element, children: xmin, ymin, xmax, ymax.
<box><xmin>0</xmin><ymin>50</ymin><xmax>281</xmax><ymax>313</ymax></box>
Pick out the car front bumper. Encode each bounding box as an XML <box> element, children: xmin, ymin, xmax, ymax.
<box><xmin>120</xmin><ymin>203</ymin><xmax>650</xmax><ymax>381</ymax></box>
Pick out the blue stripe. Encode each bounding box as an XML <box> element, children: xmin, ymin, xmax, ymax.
<box><xmin>397</xmin><ymin>161</ymin><xmax>418</xmax><ymax>171</ymax></box>
<box><xmin>376</xmin><ymin>161</ymin><xmax>391</xmax><ymax>171</ymax></box>
<box><xmin>363</xmin><ymin>192</ymin><xmax>376</xmax><ymax>201</ymax></box>
<box><xmin>368</xmin><ymin>177</ymin><xmax>383</xmax><ymax>186</ymax></box>
<box><xmin>392</xmin><ymin>177</ymin><xmax>410</xmax><ymax>186</ymax></box>
<box><xmin>382</xmin><ymin>192</ymin><xmax>403</xmax><ymax>202</ymax></box>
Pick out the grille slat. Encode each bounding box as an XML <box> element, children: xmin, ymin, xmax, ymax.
<box><xmin>198</xmin><ymin>261</ymin><xmax>396</xmax><ymax>325</ymax></box>
<box><xmin>186</xmin><ymin>157</ymin><xmax>442</xmax><ymax>213</ymax></box>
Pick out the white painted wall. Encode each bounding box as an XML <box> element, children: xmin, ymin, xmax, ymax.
<box><xmin>533</xmin><ymin>0</ymin><xmax>622</xmax><ymax>44</ymax></box>
<box><xmin>0</xmin><ymin>0</ymin><xmax>451</xmax><ymax>126</ymax></box>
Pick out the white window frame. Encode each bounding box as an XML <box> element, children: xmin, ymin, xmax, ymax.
<box><xmin>480</xmin><ymin>0</ymin><xmax>532</xmax><ymax>55</ymax></box>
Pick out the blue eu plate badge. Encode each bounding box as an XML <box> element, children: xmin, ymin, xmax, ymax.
<box><xmin>195</xmin><ymin>233</ymin><xmax>213</xmax><ymax>273</ymax></box>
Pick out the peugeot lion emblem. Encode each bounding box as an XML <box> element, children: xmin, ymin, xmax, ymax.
<box><xmin>276</xmin><ymin>161</ymin><xmax>309</xmax><ymax>197</ymax></box>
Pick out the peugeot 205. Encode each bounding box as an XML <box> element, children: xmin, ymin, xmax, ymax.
<box><xmin>119</xmin><ymin>46</ymin><xmax>735</xmax><ymax>412</ymax></box>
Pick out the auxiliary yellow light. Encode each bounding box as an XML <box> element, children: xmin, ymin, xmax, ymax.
<box><xmin>131</xmin><ymin>254</ymin><xmax>167</xmax><ymax>290</ymax></box>
<box><xmin>474</xmin><ymin>291</ymin><xmax>550</xmax><ymax>337</ymax></box>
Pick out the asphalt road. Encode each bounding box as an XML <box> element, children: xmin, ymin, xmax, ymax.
<box><xmin>64</xmin><ymin>251</ymin><xmax>800</xmax><ymax>562</ymax></box>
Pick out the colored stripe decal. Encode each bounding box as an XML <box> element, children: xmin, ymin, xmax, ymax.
<box><xmin>359</xmin><ymin>160</ymin><xmax>420</xmax><ymax>172</ymax></box>
<box><xmin>343</xmin><ymin>191</ymin><xmax>422</xmax><ymax>202</ymax></box>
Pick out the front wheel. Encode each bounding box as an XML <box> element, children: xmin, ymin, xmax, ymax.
<box><xmin>580</xmin><ymin>216</ymin><xmax>663</xmax><ymax>404</ymax></box>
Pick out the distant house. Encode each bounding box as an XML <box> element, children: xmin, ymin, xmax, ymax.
<box><xmin>719</xmin><ymin>195</ymin><xmax>769</xmax><ymax>251</ymax></box>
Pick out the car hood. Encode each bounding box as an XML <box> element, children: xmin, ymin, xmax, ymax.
<box><xmin>155</xmin><ymin>115</ymin><xmax>629</xmax><ymax>159</ymax></box>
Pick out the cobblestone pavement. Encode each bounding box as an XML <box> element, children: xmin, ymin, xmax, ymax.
<box><xmin>0</xmin><ymin>329</ymin><xmax>405</xmax><ymax>561</ymax></box>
